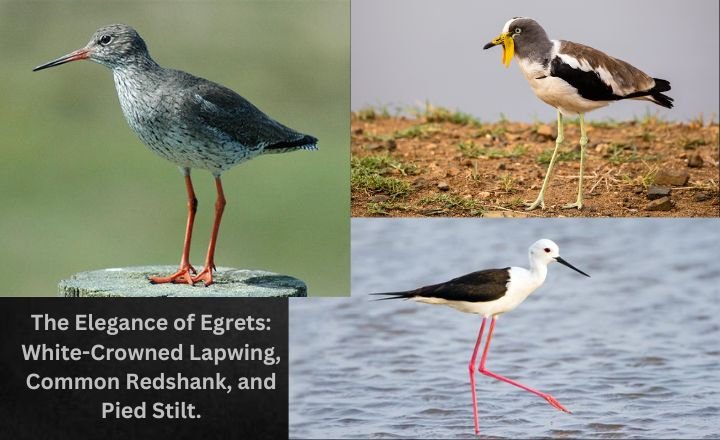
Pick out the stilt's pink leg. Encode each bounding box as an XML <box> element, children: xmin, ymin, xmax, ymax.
<box><xmin>478</xmin><ymin>317</ymin><xmax>571</xmax><ymax>413</ymax></box>
<box><xmin>468</xmin><ymin>317</ymin><xmax>487</xmax><ymax>435</ymax></box>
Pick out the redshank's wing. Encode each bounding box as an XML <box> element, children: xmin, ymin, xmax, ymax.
<box><xmin>182</xmin><ymin>75</ymin><xmax>318</xmax><ymax>153</ymax></box>
<box><xmin>552</xmin><ymin>41</ymin><xmax>673</xmax><ymax>108</ymax></box>
<box><xmin>371</xmin><ymin>268</ymin><xmax>510</xmax><ymax>302</ymax></box>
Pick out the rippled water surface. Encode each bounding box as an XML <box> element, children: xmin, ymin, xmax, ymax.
<box><xmin>290</xmin><ymin>219</ymin><xmax>720</xmax><ymax>438</ymax></box>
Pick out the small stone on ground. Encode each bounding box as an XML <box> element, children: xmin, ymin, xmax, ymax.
<box><xmin>646</xmin><ymin>197</ymin><xmax>674</xmax><ymax>211</ymax></box>
<box><xmin>654</xmin><ymin>168</ymin><xmax>690</xmax><ymax>186</ymax></box>
<box><xmin>687</xmin><ymin>153</ymin><xmax>703</xmax><ymax>168</ymax></box>
<box><xmin>647</xmin><ymin>185</ymin><xmax>671</xmax><ymax>200</ymax></box>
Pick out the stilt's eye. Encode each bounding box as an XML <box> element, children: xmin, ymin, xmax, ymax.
<box><xmin>544</xmin><ymin>248</ymin><xmax>551</xmax><ymax>253</ymax></box>
<box><xmin>99</xmin><ymin>35</ymin><xmax>113</xmax><ymax>46</ymax></box>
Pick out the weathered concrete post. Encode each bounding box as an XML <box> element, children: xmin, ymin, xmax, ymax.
<box><xmin>58</xmin><ymin>266</ymin><xmax>307</xmax><ymax>297</ymax></box>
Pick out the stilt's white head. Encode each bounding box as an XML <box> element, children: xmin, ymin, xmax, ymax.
<box><xmin>529</xmin><ymin>239</ymin><xmax>590</xmax><ymax>277</ymax></box>
<box><xmin>530</xmin><ymin>239</ymin><xmax>560</xmax><ymax>265</ymax></box>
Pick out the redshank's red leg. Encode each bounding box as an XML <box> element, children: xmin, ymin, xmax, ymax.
<box><xmin>478</xmin><ymin>316</ymin><xmax>571</xmax><ymax>413</ymax></box>
<box><xmin>468</xmin><ymin>317</ymin><xmax>487</xmax><ymax>435</ymax></box>
<box><xmin>150</xmin><ymin>172</ymin><xmax>198</xmax><ymax>285</ymax></box>
<box><xmin>192</xmin><ymin>176</ymin><xmax>226</xmax><ymax>286</ymax></box>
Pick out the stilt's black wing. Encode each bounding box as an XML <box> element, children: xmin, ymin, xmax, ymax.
<box><xmin>371</xmin><ymin>268</ymin><xmax>511</xmax><ymax>303</ymax></box>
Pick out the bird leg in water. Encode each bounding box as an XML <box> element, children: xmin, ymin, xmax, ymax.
<box><xmin>526</xmin><ymin>110</ymin><xmax>564</xmax><ymax>211</ymax></box>
<box><xmin>192</xmin><ymin>176</ymin><xmax>226</xmax><ymax>286</ymax></box>
<box><xmin>468</xmin><ymin>317</ymin><xmax>488</xmax><ymax>435</ymax></box>
<box><xmin>149</xmin><ymin>172</ymin><xmax>198</xmax><ymax>284</ymax></box>
<box><xmin>563</xmin><ymin>113</ymin><xmax>587</xmax><ymax>210</ymax></box>
<box><xmin>478</xmin><ymin>316</ymin><xmax>572</xmax><ymax>413</ymax></box>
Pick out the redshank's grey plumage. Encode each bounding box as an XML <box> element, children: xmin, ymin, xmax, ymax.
<box><xmin>33</xmin><ymin>24</ymin><xmax>318</xmax><ymax>287</ymax></box>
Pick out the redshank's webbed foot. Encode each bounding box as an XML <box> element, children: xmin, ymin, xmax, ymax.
<box><xmin>149</xmin><ymin>265</ymin><xmax>197</xmax><ymax>285</ymax></box>
<box><xmin>192</xmin><ymin>265</ymin><xmax>216</xmax><ymax>287</ymax></box>
<box><xmin>542</xmin><ymin>393</ymin><xmax>572</xmax><ymax>413</ymax></box>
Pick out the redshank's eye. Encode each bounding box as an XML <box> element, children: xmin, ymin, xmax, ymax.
<box><xmin>99</xmin><ymin>35</ymin><xmax>112</xmax><ymax>46</ymax></box>
<box><xmin>544</xmin><ymin>248</ymin><xmax>551</xmax><ymax>253</ymax></box>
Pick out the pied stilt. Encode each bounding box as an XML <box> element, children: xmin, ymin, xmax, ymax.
<box><xmin>483</xmin><ymin>17</ymin><xmax>673</xmax><ymax>211</ymax></box>
<box><xmin>372</xmin><ymin>239</ymin><xmax>590</xmax><ymax>435</ymax></box>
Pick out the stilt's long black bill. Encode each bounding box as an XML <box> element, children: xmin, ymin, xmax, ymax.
<box><xmin>33</xmin><ymin>48</ymin><xmax>89</xmax><ymax>72</ymax></box>
<box><xmin>556</xmin><ymin>256</ymin><xmax>590</xmax><ymax>277</ymax></box>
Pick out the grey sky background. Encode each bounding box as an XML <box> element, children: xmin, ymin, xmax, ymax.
<box><xmin>351</xmin><ymin>0</ymin><xmax>719</xmax><ymax>122</ymax></box>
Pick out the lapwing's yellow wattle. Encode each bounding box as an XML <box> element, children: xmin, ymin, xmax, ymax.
<box><xmin>502</xmin><ymin>36</ymin><xmax>514</xmax><ymax>68</ymax></box>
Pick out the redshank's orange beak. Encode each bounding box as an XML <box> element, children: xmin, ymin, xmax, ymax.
<box><xmin>33</xmin><ymin>48</ymin><xmax>90</xmax><ymax>72</ymax></box>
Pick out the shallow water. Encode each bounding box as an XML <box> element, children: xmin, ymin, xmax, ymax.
<box><xmin>290</xmin><ymin>219</ymin><xmax>720</xmax><ymax>438</ymax></box>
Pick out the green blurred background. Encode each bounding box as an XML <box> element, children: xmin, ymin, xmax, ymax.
<box><xmin>0</xmin><ymin>1</ymin><xmax>349</xmax><ymax>296</ymax></box>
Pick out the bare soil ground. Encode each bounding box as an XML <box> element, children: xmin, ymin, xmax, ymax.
<box><xmin>351</xmin><ymin>107</ymin><xmax>719</xmax><ymax>218</ymax></box>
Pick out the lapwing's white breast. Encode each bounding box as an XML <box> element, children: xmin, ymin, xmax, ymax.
<box><xmin>516</xmin><ymin>41</ymin><xmax>610</xmax><ymax>115</ymax></box>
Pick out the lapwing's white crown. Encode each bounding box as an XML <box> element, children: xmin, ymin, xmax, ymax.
<box><xmin>502</xmin><ymin>16</ymin><xmax>529</xmax><ymax>33</ymax></box>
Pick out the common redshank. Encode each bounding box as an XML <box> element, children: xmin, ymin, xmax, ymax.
<box><xmin>34</xmin><ymin>24</ymin><xmax>318</xmax><ymax>287</ymax></box>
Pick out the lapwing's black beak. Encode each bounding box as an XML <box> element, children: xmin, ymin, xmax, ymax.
<box><xmin>483</xmin><ymin>32</ymin><xmax>507</xmax><ymax>50</ymax></box>
<box><xmin>556</xmin><ymin>256</ymin><xmax>590</xmax><ymax>277</ymax></box>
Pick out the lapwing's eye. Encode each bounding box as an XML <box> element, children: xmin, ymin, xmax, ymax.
<box><xmin>544</xmin><ymin>248</ymin><xmax>551</xmax><ymax>253</ymax></box>
<box><xmin>99</xmin><ymin>35</ymin><xmax>112</xmax><ymax>46</ymax></box>
<box><xmin>514</xmin><ymin>28</ymin><xmax>522</xmax><ymax>34</ymax></box>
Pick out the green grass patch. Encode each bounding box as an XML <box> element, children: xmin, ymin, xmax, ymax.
<box><xmin>352</xmin><ymin>174</ymin><xmax>410</xmax><ymax>197</ymax></box>
<box><xmin>681</xmin><ymin>137</ymin><xmax>708</xmax><ymax>150</ymax></box>
<box><xmin>458</xmin><ymin>141</ymin><xmax>482</xmax><ymax>157</ymax></box>
<box><xmin>420</xmin><ymin>104</ymin><xmax>482</xmax><ymax>127</ymax></box>
<box><xmin>353</xmin><ymin>106</ymin><xmax>390</xmax><ymax>121</ymax></box>
<box><xmin>505</xmin><ymin>197</ymin><xmax>526</xmax><ymax>209</ymax></box>
<box><xmin>366</xmin><ymin>201</ymin><xmax>410</xmax><ymax>216</ymax></box>
<box><xmin>487</xmin><ymin>145</ymin><xmax>528</xmax><ymax>159</ymax></box>
<box><xmin>639</xmin><ymin>128</ymin><xmax>655</xmax><ymax>142</ymax></box>
<box><xmin>607</xmin><ymin>143</ymin><xmax>639</xmax><ymax>165</ymax></box>
<box><xmin>621</xmin><ymin>164</ymin><xmax>658</xmax><ymax>188</ymax></box>
<box><xmin>499</xmin><ymin>174</ymin><xmax>515</xmax><ymax>193</ymax></box>
<box><xmin>351</xmin><ymin>155</ymin><xmax>414</xmax><ymax>197</ymax></box>
<box><xmin>392</xmin><ymin>124</ymin><xmax>430</xmax><ymax>139</ymax></box>
<box><xmin>607</xmin><ymin>142</ymin><xmax>662</xmax><ymax>164</ymax></box>
<box><xmin>537</xmin><ymin>148</ymin><xmax>581</xmax><ymax>165</ymax></box>
<box><xmin>418</xmin><ymin>193</ymin><xmax>484</xmax><ymax>215</ymax></box>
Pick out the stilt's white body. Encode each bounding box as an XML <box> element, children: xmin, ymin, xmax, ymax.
<box><xmin>408</xmin><ymin>239</ymin><xmax>581</xmax><ymax>317</ymax></box>
<box><xmin>413</xmin><ymin>266</ymin><xmax>547</xmax><ymax>317</ymax></box>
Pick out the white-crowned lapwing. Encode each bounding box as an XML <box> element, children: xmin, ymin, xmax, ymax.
<box><xmin>484</xmin><ymin>17</ymin><xmax>673</xmax><ymax>211</ymax></box>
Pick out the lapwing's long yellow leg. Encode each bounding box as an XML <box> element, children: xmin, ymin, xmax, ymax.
<box><xmin>526</xmin><ymin>110</ymin><xmax>564</xmax><ymax>211</ymax></box>
<box><xmin>563</xmin><ymin>113</ymin><xmax>587</xmax><ymax>210</ymax></box>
